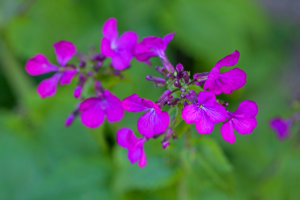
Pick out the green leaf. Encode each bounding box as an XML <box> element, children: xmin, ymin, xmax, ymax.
<box><xmin>180</xmin><ymin>137</ymin><xmax>234</xmax><ymax>198</ymax></box>
<box><xmin>173</xmin><ymin>103</ymin><xmax>183</xmax><ymax>128</ymax></box>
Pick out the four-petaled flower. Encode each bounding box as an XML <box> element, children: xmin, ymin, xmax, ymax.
<box><xmin>101</xmin><ymin>18</ymin><xmax>138</xmax><ymax>70</ymax></box>
<box><xmin>204</xmin><ymin>50</ymin><xmax>246</xmax><ymax>95</ymax></box>
<box><xmin>25</xmin><ymin>41</ymin><xmax>77</xmax><ymax>98</ymax></box>
<box><xmin>79</xmin><ymin>81</ymin><xmax>124</xmax><ymax>128</ymax></box>
<box><xmin>182</xmin><ymin>91</ymin><xmax>227</xmax><ymax>134</ymax></box>
<box><xmin>122</xmin><ymin>94</ymin><xmax>170</xmax><ymax>137</ymax></box>
<box><xmin>221</xmin><ymin>100</ymin><xmax>258</xmax><ymax>143</ymax></box>
<box><xmin>117</xmin><ymin>127</ymin><xmax>147</xmax><ymax>168</ymax></box>
<box><xmin>270</xmin><ymin>117</ymin><xmax>291</xmax><ymax>140</ymax></box>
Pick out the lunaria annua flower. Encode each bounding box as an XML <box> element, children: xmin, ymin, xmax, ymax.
<box><xmin>117</xmin><ymin>127</ymin><xmax>147</xmax><ymax>168</ymax></box>
<box><xmin>100</xmin><ymin>18</ymin><xmax>138</xmax><ymax>70</ymax></box>
<box><xmin>270</xmin><ymin>117</ymin><xmax>291</xmax><ymax>140</ymax></box>
<box><xmin>79</xmin><ymin>81</ymin><xmax>124</xmax><ymax>128</ymax></box>
<box><xmin>221</xmin><ymin>100</ymin><xmax>258</xmax><ymax>143</ymax></box>
<box><xmin>122</xmin><ymin>94</ymin><xmax>170</xmax><ymax>137</ymax></box>
<box><xmin>182</xmin><ymin>91</ymin><xmax>227</xmax><ymax>134</ymax></box>
<box><xmin>25</xmin><ymin>41</ymin><xmax>77</xmax><ymax>98</ymax></box>
<box><xmin>202</xmin><ymin>50</ymin><xmax>247</xmax><ymax>95</ymax></box>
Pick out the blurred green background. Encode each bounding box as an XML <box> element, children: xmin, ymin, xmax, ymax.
<box><xmin>0</xmin><ymin>0</ymin><xmax>300</xmax><ymax>199</ymax></box>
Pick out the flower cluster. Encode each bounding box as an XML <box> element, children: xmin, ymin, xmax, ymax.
<box><xmin>25</xmin><ymin>18</ymin><xmax>258</xmax><ymax>168</ymax></box>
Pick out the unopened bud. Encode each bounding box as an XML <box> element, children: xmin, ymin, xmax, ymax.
<box><xmin>155</xmin><ymin>66</ymin><xmax>169</xmax><ymax>77</ymax></box>
<box><xmin>182</xmin><ymin>71</ymin><xmax>190</xmax><ymax>84</ymax></box>
<box><xmin>174</xmin><ymin>80</ymin><xmax>181</xmax><ymax>88</ymax></box>
<box><xmin>180</xmin><ymin>94</ymin><xmax>185</xmax><ymax>99</ymax></box>
<box><xmin>156</xmin><ymin>90</ymin><xmax>173</xmax><ymax>106</ymax></box>
<box><xmin>73</xmin><ymin>73</ymin><xmax>87</xmax><ymax>99</ymax></box>
<box><xmin>162</xmin><ymin>128</ymin><xmax>173</xmax><ymax>149</ymax></box>
<box><xmin>146</xmin><ymin>75</ymin><xmax>166</xmax><ymax>87</ymax></box>
<box><xmin>167</xmin><ymin>98</ymin><xmax>180</xmax><ymax>106</ymax></box>
<box><xmin>186</xmin><ymin>90</ymin><xmax>198</xmax><ymax>104</ymax></box>
<box><xmin>193</xmin><ymin>72</ymin><xmax>209</xmax><ymax>85</ymax></box>
<box><xmin>176</xmin><ymin>63</ymin><xmax>184</xmax><ymax>72</ymax></box>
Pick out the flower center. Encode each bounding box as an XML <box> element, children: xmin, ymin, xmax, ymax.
<box><xmin>199</xmin><ymin>104</ymin><xmax>203</xmax><ymax>108</ymax></box>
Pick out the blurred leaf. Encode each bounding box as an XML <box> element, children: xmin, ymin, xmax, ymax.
<box><xmin>179</xmin><ymin>137</ymin><xmax>234</xmax><ymax>199</ymax></box>
<box><xmin>173</xmin><ymin>103</ymin><xmax>183</xmax><ymax>128</ymax></box>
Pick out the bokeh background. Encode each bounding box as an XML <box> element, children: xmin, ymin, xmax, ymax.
<box><xmin>0</xmin><ymin>0</ymin><xmax>300</xmax><ymax>199</ymax></box>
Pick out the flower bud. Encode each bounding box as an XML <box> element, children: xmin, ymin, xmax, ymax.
<box><xmin>176</xmin><ymin>63</ymin><xmax>184</xmax><ymax>72</ymax></box>
<box><xmin>180</xmin><ymin>94</ymin><xmax>185</xmax><ymax>99</ymax></box>
<box><xmin>146</xmin><ymin>75</ymin><xmax>166</xmax><ymax>87</ymax></box>
<box><xmin>156</xmin><ymin>90</ymin><xmax>173</xmax><ymax>107</ymax></box>
<box><xmin>91</xmin><ymin>53</ymin><xmax>105</xmax><ymax>62</ymax></box>
<box><xmin>167</xmin><ymin>98</ymin><xmax>180</xmax><ymax>106</ymax></box>
<box><xmin>155</xmin><ymin>66</ymin><xmax>169</xmax><ymax>77</ymax></box>
<box><xmin>162</xmin><ymin>128</ymin><xmax>173</xmax><ymax>149</ymax></box>
<box><xmin>94</xmin><ymin>80</ymin><xmax>104</xmax><ymax>97</ymax></box>
<box><xmin>174</xmin><ymin>80</ymin><xmax>181</xmax><ymax>88</ymax></box>
<box><xmin>182</xmin><ymin>71</ymin><xmax>190</xmax><ymax>84</ymax></box>
<box><xmin>193</xmin><ymin>72</ymin><xmax>209</xmax><ymax>85</ymax></box>
<box><xmin>186</xmin><ymin>90</ymin><xmax>197</xmax><ymax>104</ymax></box>
<box><xmin>65</xmin><ymin>104</ymin><xmax>80</xmax><ymax>127</ymax></box>
<box><xmin>73</xmin><ymin>73</ymin><xmax>87</xmax><ymax>99</ymax></box>
<box><xmin>167</xmin><ymin>73</ymin><xmax>175</xmax><ymax>80</ymax></box>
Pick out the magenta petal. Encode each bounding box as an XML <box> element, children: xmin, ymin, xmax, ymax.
<box><xmin>163</xmin><ymin>32</ymin><xmax>175</xmax><ymax>48</ymax></box>
<box><xmin>214</xmin><ymin>50</ymin><xmax>240</xmax><ymax>69</ymax></box>
<box><xmin>126</xmin><ymin>131</ymin><xmax>140</xmax><ymax>152</ymax></box>
<box><xmin>143</xmin><ymin>36</ymin><xmax>165</xmax><ymax>52</ymax></box>
<box><xmin>53</xmin><ymin>41</ymin><xmax>76</xmax><ymax>66</ymax></box>
<box><xmin>141</xmin><ymin>98</ymin><xmax>160</xmax><ymax>111</ymax></box>
<box><xmin>220</xmin><ymin>120</ymin><xmax>235</xmax><ymax>143</ymax></box>
<box><xmin>138</xmin><ymin>148</ymin><xmax>147</xmax><ymax>168</ymax></box>
<box><xmin>117</xmin><ymin>127</ymin><xmax>133</xmax><ymax>148</ymax></box>
<box><xmin>111</xmin><ymin>50</ymin><xmax>132</xmax><ymax>70</ymax></box>
<box><xmin>204</xmin><ymin>103</ymin><xmax>227</xmax><ymax>123</ymax></box>
<box><xmin>37</xmin><ymin>73</ymin><xmax>61</xmax><ymax>98</ymax></box>
<box><xmin>60</xmin><ymin>69</ymin><xmax>77</xmax><ymax>85</ymax></box>
<box><xmin>102</xmin><ymin>18</ymin><xmax>118</xmax><ymax>41</ymax></box>
<box><xmin>25</xmin><ymin>54</ymin><xmax>58</xmax><ymax>75</ymax></box>
<box><xmin>127</xmin><ymin>146</ymin><xmax>142</xmax><ymax>164</ymax></box>
<box><xmin>79</xmin><ymin>97</ymin><xmax>105</xmax><ymax>128</ymax></box>
<box><xmin>100</xmin><ymin>38</ymin><xmax>115</xmax><ymax>57</ymax></box>
<box><xmin>122</xmin><ymin>94</ymin><xmax>151</xmax><ymax>112</ymax></box>
<box><xmin>234</xmin><ymin>100</ymin><xmax>258</xmax><ymax>118</ymax></box>
<box><xmin>103</xmin><ymin>90</ymin><xmax>124</xmax><ymax>123</ymax></box>
<box><xmin>137</xmin><ymin>110</ymin><xmax>169</xmax><ymax>137</ymax></box>
<box><xmin>134</xmin><ymin>42</ymin><xmax>158</xmax><ymax>64</ymax></box>
<box><xmin>182</xmin><ymin>104</ymin><xmax>201</xmax><ymax>124</ymax></box>
<box><xmin>117</xmin><ymin>31</ymin><xmax>138</xmax><ymax>51</ymax></box>
<box><xmin>203</xmin><ymin>67</ymin><xmax>220</xmax><ymax>90</ymax></box>
<box><xmin>195</xmin><ymin>112</ymin><xmax>215</xmax><ymax>134</ymax></box>
<box><xmin>220</xmin><ymin>68</ymin><xmax>246</xmax><ymax>90</ymax></box>
<box><xmin>232</xmin><ymin>117</ymin><xmax>257</xmax><ymax>134</ymax></box>
<box><xmin>73</xmin><ymin>85</ymin><xmax>82</xmax><ymax>99</ymax></box>
<box><xmin>197</xmin><ymin>91</ymin><xmax>216</xmax><ymax>106</ymax></box>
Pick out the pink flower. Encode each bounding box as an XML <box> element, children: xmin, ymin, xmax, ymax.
<box><xmin>100</xmin><ymin>18</ymin><xmax>138</xmax><ymax>70</ymax></box>
<box><xmin>25</xmin><ymin>41</ymin><xmax>77</xmax><ymax>98</ymax></box>
<box><xmin>122</xmin><ymin>94</ymin><xmax>170</xmax><ymax>137</ymax></box>
<box><xmin>117</xmin><ymin>127</ymin><xmax>147</xmax><ymax>168</ymax></box>
<box><xmin>270</xmin><ymin>117</ymin><xmax>291</xmax><ymax>140</ymax></box>
<box><xmin>182</xmin><ymin>91</ymin><xmax>227</xmax><ymax>134</ymax></box>
<box><xmin>221</xmin><ymin>100</ymin><xmax>258</xmax><ymax>143</ymax></box>
<box><xmin>79</xmin><ymin>82</ymin><xmax>124</xmax><ymax>128</ymax></box>
<box><xmin>203</xmin><ymin>50</ymin><xmax>246</xmax><ymax>95</ymax></box>
<box><xmin>134</xmin><ymin>32</ymin><xmax>175</xmax><ymax>72</ymax></box>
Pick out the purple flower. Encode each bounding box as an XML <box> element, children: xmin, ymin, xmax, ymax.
<box><xmin>182</xmin><ymin>91</ymin><xmax>227</xmax><ymax>134</ymax></box>
<box><xmin>221</xmin><ymin>100</ymin><xmax>258</xmax><ymax>143</ymax></box>
<box><xmin>270</xmin><ymin>117</ymin><xmax>291</xmax><ymax>140</ymax></box>
<box><xmin>25</xmin><ymin>41</ymin><xmax>77</xmax><ymax>98</ymax></box>
<box><xmin>203</xmin><ymin>50</ymin><xmax>246</xmax><ymax>95</ymax></box>
<box><xmin>79</xmin><ymin>82</ymin><xmax>124</xmax><ymax>128</ymax></box>
<box><xmin>100</xmin><ymin>18</ymin><xmax>138</xmax><ymax>70</ymax></box>
<box><xmin>117</xmin><ymin>127</ymin><xmax>147</xmax><ymax>168</ymax></box>
<box><xmin>134</xmin><ymin>32</ymin><xmax>175</xmax><ymax>72</ymax></box>
<box><xmin>122</xmin><ymin>94</ymin><xmax>170</xmax><ymax>137</ymax></box>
